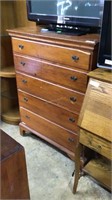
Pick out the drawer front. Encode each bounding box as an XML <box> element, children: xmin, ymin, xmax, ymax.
<box><xmin>16</xmin><ymin>73</ymin><xmax>84</xmax><ymax>113</ymax></box>
<box><xmin>12</xmin><ymin>38</ymin><xmax>91</xmax><ymax>70</ymax></box>
<box><xmin>20</xmin><ymin>107</ymin><xmax>78</xmax><ymax>152</ymax></box>
<box><xmin>14</xmin><ymin>54</ymin><xmax>87</xmax><ymax>93</ymax></box>
<box><xmin>18</xmin><ymin>90</ymin><xmax>79</xmax><ymax>133</ymax></box>
<box><xmin>80</xmin><ymin>129</ymin><xmax>112</xmax><ymax>160</ymax></box>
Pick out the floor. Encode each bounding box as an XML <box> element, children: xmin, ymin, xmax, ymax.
<box><xmin>1</xmin><ymin>121</ymin><xmax>111</xmax><ymax>200</ymax></box>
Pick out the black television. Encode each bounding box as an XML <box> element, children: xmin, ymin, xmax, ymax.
<box><xmin>26</xmin><ymin>0</ymin><xmax>104</xmax><ymax>35</ymax></box>
<box><xmin>97</xmin><ymin>0</ymin><xmax>112</xmax><ymax>70</ymax></box>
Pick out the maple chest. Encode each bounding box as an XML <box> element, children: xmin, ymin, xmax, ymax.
<box><xmin>8</xmin><ymin>26</ymin><xmax>99</xmax><ymax>158</ymax></box>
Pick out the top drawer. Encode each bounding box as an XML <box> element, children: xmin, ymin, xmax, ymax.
<box><xmin>12</xmin><ymin>38</ymin><xmax>92</xmax><ymax>71</ymax></box>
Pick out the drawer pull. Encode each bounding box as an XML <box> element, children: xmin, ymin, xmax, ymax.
<box><xmin>88</xmin><ymin>144</ymin><xmax>102</xmax><ymax>153</ymax></box>
<box><xmin>22</xmin><ymin>79</ymin><xmax>27</xmax><ymax>84</ymax></box>
<box><xmin>70</xmin><ymin>76</ymin><xmax>77</xmax><ymax>81</ymax></box>
<box><xmin>20</xmin><ymin>61</ymin><xmax>25</xmax><ymax>66</ymax></box>
<box><xmin>72</xmin><ymin>56</ymin><xmax>79</xmax><ymax>62</ymax></box>
<box><xmin>25</xmin><ymin>115</ymin><xmax>30</xmax><ymax>119</ymax></box>
<box><xmin>69</xmin><ymin>117</ymin><xmax>75</xmax><ymax>123</ymax></box>
<box><xmin>70</xmin><ymin>97</ymin><xmax>76</xmax><ymax>102</ymax></box>
<box><xmin>68</xmin><ymin>138</ymin><xmax>74</xmax><ymax>142</ymax></box>
<box><xmin>19</xmin><ymin>44</ymin><xmax>24</xmax><ymax>49</ymax></box>
<box><xmin>23</xmin><ymin>97</ymin><xmax>28</xmax><ymax>102</ymax></box>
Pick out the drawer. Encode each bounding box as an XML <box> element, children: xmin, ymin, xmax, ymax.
<box><xmin>16</xmin><ymin>73</ymin><xmax>84</xmax><ymax>113</ymax></box>
<box><xmin>12</xmin><ymin>38</ymin><xmax>92</xmax><ymax>70</ymax></box>
<box><xmin>80</xmin><ymin>129</ymin><xmax>112</xmax><ymax>160</ymax></box>
<box><xmin>20</xmin><ymin>107</ymin><xmax>78</xmax><ymax>152</ymax></box>
<box><xmin>14</xmin><ymin>54</ymin><xmax>87</xmax><ymax>93</ymax></box>
<box><xmin>18</xmin><ymin>90</ymin><xmax>79</xmax><ymax>133</ymax></box>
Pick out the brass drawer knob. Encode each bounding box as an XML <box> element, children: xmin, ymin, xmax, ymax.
<box><xmin>18</xmin><ymin>44</ymin><xmax>24</xmax><ymax>49</ymax></box>
<box><xmin>68</xmin><ymin>138</ymin><xmax>74</xmax><ymax>142</ymax></box>
<box><xmin>22</xmin><ymin>79</ymin><xmax>27</xmax><ymax>84</ymax></box>
<box><xmin>20</xmin><ymin>61</ymin><xmax>25</xmax><ymax>66</ymax></box>
<box><xmin>69</xmin><ymin>117</ymin><xmax>75</xmax><ymax>123</ymax></box>
<box><xmin>72</xmin><ymin>55</ymin><xmax>79</xmax><ymax>62</ymax></box>
<box><xmin>70</xmin><ymin>76</ymin><xmax>77</xmax><ymax>81</ymax></box>
<box><xmin>70</xmin><ymin>97</ymin><xmax>76</xmax><ymax>102</ymax></box>
<box><xmin>23</xmin><ymin>97</ymin><xmax>28</xmax><ymax>102</ymax></box>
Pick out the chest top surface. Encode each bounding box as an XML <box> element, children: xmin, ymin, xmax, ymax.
<box><xmin>7</xmin><ymin>26</ymin><xmax>99</xmax><ymax>50</ymax></box>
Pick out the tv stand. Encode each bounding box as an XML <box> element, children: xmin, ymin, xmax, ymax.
<box><xmin>41</xmin><ymin>24</ymin><xmax>99</xmax><ymax>36</ymax></box>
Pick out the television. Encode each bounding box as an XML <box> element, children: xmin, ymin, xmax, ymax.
<box><xmin>97</xmin><ymin>0</ymin><xmax>112</xmax><ymax>70</ymax></box>
<box><xmin>26</xmin><ymin>0</ymin><xmax>105</xmax><ymax>35</ymax></box>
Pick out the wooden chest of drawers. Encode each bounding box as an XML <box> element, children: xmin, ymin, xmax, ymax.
<box><xmin>8</xmin><ymin>26</ymin><xmax>99</xmax><ymax>158</ymax></box>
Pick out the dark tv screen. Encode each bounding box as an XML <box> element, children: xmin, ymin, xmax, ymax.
<box><xmin>27</xmin><ymin>0</ymin><xmax>104</xmax><ymax>28</ymax></box>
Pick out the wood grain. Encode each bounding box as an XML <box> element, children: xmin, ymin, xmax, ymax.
<box><xmin>12</xmin><ymin>38</ymin><xmax>91</xmax><ymax>70</ymax></box>
<box><xmin>18</xmin><ymin>90</ymin><xmax>79</xmax><ymax>133</ymax></box>
<box><xmin>78</xmin><ymin>78</ymin><xmax>112</xmax><ymax>142</ymax></box>
<box><xmin>16</xmin><ymin>72</ymin><xmax>84</xmax><ymax>113</ymax></box>
<box><xmin>1</xmin><ymin>0</ymin><xmax>35</xmax><ymax>124</ymax></box>
<box><xmin>14</xmin><ymin>54</ymin><xmax>88</xmax><ymax>93</ymax></box>
<box><xmin>88</xmin><ymin>68</ymin><xmax>112</xmax><ymax>83</ymax></box>
<box><xmin>1</xmin><ymin>130</ymin><xmax>30</xmax><ymax>199</ymax></box>
<box><xmin>80</xmin><ymin>129</ymin><xmax>112</xmax><ymax>160</ymax></box>
<box><xmin>20</xmin><ymin>107</ymin><xmax>78</xmax><ymax>153</ymax></box>
<box><xmin>73</xmin><ymin>69</ymin><xmax>112</xmax><ymax>193</ymax></box>
<box><xmin>8</xmin><ymin>27</ymin><xmax>99</xmax><ymax>156</ymax></box>
<box><xmin>83</xmin><ymin>158</ymin><xmax>112</xmax><ymax>191</ymax></box>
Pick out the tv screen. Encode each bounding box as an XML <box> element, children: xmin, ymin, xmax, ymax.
<box><xmin>97</xmin><ymin>0</ymin><xmax>112</xmax><ymax>69</ymax></box>
<box><xmin>27</xmin><ymin>0</ymin><xmax>104</xmax><ymax>33</ymax></box>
